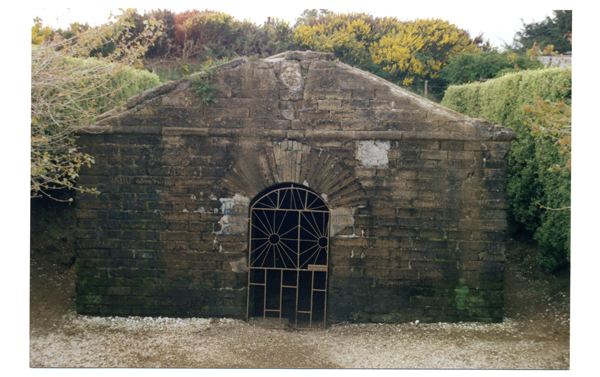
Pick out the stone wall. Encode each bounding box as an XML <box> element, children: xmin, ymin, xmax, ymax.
<box><xmin>75</xmin><ymin>51</ymin><xmax>513</xmax><ymax>323</ymax></box>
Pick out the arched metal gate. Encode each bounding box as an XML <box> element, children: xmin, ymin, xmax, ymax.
<box><xmin>246</xmin><ymin>184</ymin><xmax>330</xmax><ymax>329</ymax></box>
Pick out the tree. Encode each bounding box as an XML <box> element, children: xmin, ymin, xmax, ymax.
<box><xmin>294</xmin><ymin>9</ymin><xmax>334</xmax><ymax>26</ymax></box>
<box><xmin>31</xmin><ymin>9</ymin><xmax>162</xmax><ymax>201</ymax></box>
<box><xmin>510</xmin><ymin>10</ymin><xmax>572</xmax><ymax>54</ymax></box>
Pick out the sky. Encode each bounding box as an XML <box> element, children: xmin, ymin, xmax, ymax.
<box><xmin>30</xmin><ymin>0</ymin><xmax>566</xmax><ymax>50</ymax></box>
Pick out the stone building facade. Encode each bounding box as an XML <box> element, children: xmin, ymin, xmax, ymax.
<box><xmin>75</xmin><ymin>51</ymin><xmax>514</xmax><ymax>327</ymax></box>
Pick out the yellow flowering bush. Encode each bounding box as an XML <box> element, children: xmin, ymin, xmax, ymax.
<box><xmin>293</xmin><ymin>13</ymin><xmax>480</xmax><ymax>87</ymax></box>
<box><xmin>293</xmin><ymin>13</ymin><xmax>389</xmax><ymax>68</ymax></box>
<box><xmin>371</xmin><ymin>19</ymin><xmax>478</xmax><ymax>85</ymax></box>
<box><xmin>31</xmin><ymin>17</ymin><xmax>55</xmax><ymax>45</ymax></box>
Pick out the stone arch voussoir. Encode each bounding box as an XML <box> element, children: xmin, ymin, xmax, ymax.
<box><xmin>221</xmin><ymin>140</ymin><xmax>367</xmax><ymax>210</ymax></box>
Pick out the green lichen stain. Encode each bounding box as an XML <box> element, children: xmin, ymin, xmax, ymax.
<box><xmin>455</xmin><ymin>278</ymin><xmax>486</xmax><ymax>318</ymax></box>
<box><xmin>85</xmin><ymin>295</ymin><xmax>102</xmax><ymax>305</ymax></box>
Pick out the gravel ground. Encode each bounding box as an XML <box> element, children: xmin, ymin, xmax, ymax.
<box><xmin>30</xmin><ymin>316</ymin><xmax>568</xmax><ymax>368</ymax></box>
<box><xmin>29</xmin><ymin>249</ymin><xmax>570</xmax><ymax>369</ymax></box>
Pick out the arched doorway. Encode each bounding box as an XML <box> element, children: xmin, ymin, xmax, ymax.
<box><xmin>246</xmin><ymin>183</ymin><xmax>330</xmax><ymax>329</ymax></box>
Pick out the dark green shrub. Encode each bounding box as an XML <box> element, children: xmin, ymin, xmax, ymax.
<box><xmin>232</xmin><ymin>18</ymin><xmax>293</xmax><ymax>58</ymax></box>
<box><xmin>439</xmin><ymin>51</ymin><xmax>544</xmax><ymax>86</ymax></box>
<box><xmin>441</xmin><ymin>67</ymin><xmax>571</xmax><ymax>271</ymax></box>
<box><xmin>136</xmin><ymin>9</ymin><xmax>177</xmax><ymax>59</ymax></box>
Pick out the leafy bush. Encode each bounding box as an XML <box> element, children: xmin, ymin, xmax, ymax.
<box><xmin>105</xmin><ymin>9</ymin><xmax>487</xmax><ymax>95</ymax></box>
<box><xmin>31</xmin><ymin>11</ymin><xmax>162</xmax><ymax>200</ymax></box>
<box><xmin>232</xmin><ymin>17</ymin><xmax>293</xmax><ymax>58</ymax></box>
<box><xmin>133</xmin><ymin>9</ymin><xmax>177</xmax><ymax>59</ymax></box>
<box><xmin>440</xmin><ymin>51</ymin><xmax>544</xmax><ymax>86</ymax></box>
<box><xmin>441</xmin><ymin>68</ymin><xmax>571</xmax><ymax>271</ymax></box>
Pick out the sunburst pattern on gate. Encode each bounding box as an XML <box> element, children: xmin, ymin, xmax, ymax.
<box><xmin>249</xmin><ymin>185</ymin><xmax>329</xmax><ymax>270</ymax></box>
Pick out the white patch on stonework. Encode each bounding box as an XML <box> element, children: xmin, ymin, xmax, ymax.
<box><xmin>330</xmin><ymin>207</ymin><xmax>357</xmax><ymax>237</ymax></box>
<box><xmin>356</xmin><ymin>140</ymin><xmax>390</xmax><ymax>168</ymax></box>
<box><xmin>216</xmin><ymin>194</ymin><xmax>250</xmax><ymax>235</ymax></box>
<box><xmin>229</xmin><ymin>257</ymin><xmax>247</xmax><ymax>272</ymax></box>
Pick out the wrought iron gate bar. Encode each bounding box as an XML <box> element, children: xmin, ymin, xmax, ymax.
<box><xmin>250</xmin><ymin>208</ymin><xmax>330</xmax><ymax>213</ymax></box>
<box><xmin>248</xmin><ymin>267</ymin><xmax>297</xmax><ymax>272</ymax></box>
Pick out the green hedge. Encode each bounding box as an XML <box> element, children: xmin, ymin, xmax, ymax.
<box><xmin>66</xmin><ymin>57</ymin><xmax>162</xmax><ymax>115</ymax></box>
<box><xmin>439</xmin><ymin>51</ymin><xmax>544</xmax><ymax>87</ymax></box>
<box><xmin>441</xmin><ymin>68</ymin><xmax>571</xmax><ymax>271</ymax></box>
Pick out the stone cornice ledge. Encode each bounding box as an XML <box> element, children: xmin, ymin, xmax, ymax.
<box><xmin>77</xmin><ymin>126</ymin><xmax>515</xmax><ymax>141</ymax></box>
